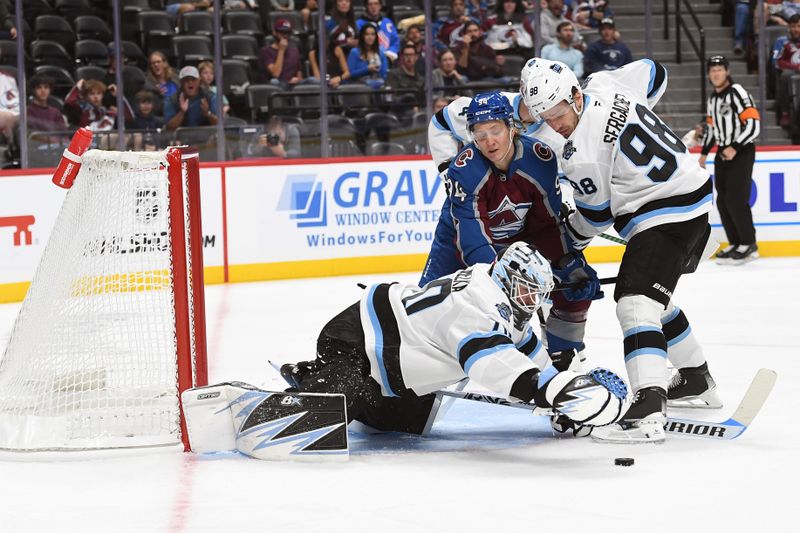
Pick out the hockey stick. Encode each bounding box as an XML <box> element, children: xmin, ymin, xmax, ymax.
<box><xmin>598</xmin><ymin>232</ymin><xmax>627</xmax><ymax>245</ymax></box>
<box><xmin>436</xmin><ymin>368</ymin><xmax>777</xmax><ymax>440</ymax></box>
<box><xmin>554</xmin><ymin>276</ymin><xmax>617</xmax><ymax>291</ymax></box>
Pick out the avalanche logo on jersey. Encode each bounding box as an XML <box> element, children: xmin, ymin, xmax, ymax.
<box><xmin>487</xmin><ymin>195</ymin><xmax>531</xmax><ymax>240</ymax></box>
<box><xmin>533</xmin><ymin>142</ymin><xmax>553</xmax><ymax>161</ymax></box>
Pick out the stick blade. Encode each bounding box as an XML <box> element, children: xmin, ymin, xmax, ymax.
<box><xmin>729</xmin><ymin>368</ymin><xmax>777</xmax><ymax>426</ymax></box>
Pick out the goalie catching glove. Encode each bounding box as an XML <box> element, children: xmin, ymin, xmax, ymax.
<box><xmin>533</xmin><ymin>367</ymin><xmax>628</xmax><ymax>426</ymax></box>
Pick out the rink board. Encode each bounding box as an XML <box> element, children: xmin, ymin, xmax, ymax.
<box><xmin>1</xmin><ymin>150</ymin><xmax>799</xmax><ymax>303</ymax></box>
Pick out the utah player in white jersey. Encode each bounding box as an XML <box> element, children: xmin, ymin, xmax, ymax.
<box><xmin>280</xmin><ymin>242</ymin><xmax>627</xmax><ymax>435</ymax></box>
<box><xmin>521</xmin><ymin>58</ymin><xmax>722</xmax><ymax>443</ymax></box>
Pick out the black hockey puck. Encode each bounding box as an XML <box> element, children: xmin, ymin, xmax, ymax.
<box><xmin>614</xmin><ymin>457</ymin><xmax>634</xmax><ymax>466</ymax></box>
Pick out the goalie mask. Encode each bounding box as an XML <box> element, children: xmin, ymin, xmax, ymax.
<box><xmin>490</xmin><ymin>242</ymin><xmax>554</xmax><ymax>325</ymax></box>
<box><xmin>520</xmin><ymin>58</ymin><xmax>581</xmax><ymax>122</ymax></box>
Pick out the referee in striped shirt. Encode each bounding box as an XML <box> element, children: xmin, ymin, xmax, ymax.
<box><xmin>699</xmin><ymin>55</ymin><xmax>761</xmax><ymax>264</ymax></box>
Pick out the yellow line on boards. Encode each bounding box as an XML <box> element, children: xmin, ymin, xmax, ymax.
<box><xmin>1</xmin><ymin>242</ymin><xmax>798</xmax><ymax>303</ymax></box>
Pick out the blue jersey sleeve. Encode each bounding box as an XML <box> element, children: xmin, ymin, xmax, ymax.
<box><xmin>446</xmin><ymin>146</ymin><xmax>499</xmax><ymax>266</ymax></box>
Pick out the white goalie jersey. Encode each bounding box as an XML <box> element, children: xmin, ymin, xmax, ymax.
<box><xmin>359</xmin><ymin>264</ymin><xmax>550</xmax><ymax>400</ymax></box>
<box><xmin>560</xmin><ymin>59</ymin><xmax>713</xmax><ymax>245</ymax></box>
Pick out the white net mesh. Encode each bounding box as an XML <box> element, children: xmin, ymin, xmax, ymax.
<box><xmin>0</xmin><ymin>149</ymin><xmax>190</xmax><ymax>450</ymax></box>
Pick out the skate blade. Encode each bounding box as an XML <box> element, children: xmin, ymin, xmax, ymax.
<box><xmin>590</xmin><ymin>422</ymin><xmax>666</xmax><ymax>444</ymax></box>
<box><xmin>668</xmin><ymin>389</ymin><xmax>723</xmax><ymax>409</ymax></box>
<box><xmin>730</xmin><ymin>254</ymin><xmax>759</xmax><ymax>266</ymax></box>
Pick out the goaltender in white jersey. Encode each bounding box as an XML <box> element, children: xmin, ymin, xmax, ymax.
<box><xmin>279</xmin><ymin>242</ymin><xmax>627</xmax><ymax>436</ymax></box>
<box><xmin>521</xmin><ymin>58</ymin><xmax>723</xmax><ymax>443</ymax></box>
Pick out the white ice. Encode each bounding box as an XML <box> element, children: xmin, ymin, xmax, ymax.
<box><xmin>0</xmin><ymin>258</ymin><xmax>798</xmax><ymax>533</ymax></box>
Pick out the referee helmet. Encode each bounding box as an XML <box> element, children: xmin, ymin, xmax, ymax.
<box><xmin>706</xmin><ymin>55</ymin><xmax>729</xmax><ymax>72</ymax></box>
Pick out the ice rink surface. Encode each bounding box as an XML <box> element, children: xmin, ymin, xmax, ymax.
<box><xmin>0</xmin><ymin>257</ymin><xmax>798</xmax><ymax>533</ymax></box>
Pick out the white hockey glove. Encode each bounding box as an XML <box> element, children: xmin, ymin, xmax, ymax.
<box><xmin>534</xmin><ymin>368</ymin><xmax>628</xmax><ymax>427</ymax></box>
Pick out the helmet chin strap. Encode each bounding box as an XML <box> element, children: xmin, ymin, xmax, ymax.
<box><xmin>497</xmin><ymin>126</ymin><xmax>515</xmax><ymax>167</ymax></box>
<box><xmin>569</xmin><ymin>89</ymin><xmax>583</xmax><ymax>117</ymax></box>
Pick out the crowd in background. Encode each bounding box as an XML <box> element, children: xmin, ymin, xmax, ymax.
<box><xmin>0</xmin><ymin>0</ymin><xmax>798</xmax><ymax>165</ymax></box>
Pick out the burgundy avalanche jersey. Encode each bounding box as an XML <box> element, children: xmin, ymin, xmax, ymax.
<box><xmin>420</xmin><ymin>136</ymin><xmax>572</xmax><ymax>285</ymax></box>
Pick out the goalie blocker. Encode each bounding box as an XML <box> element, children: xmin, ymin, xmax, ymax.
<box><xmin>182</xmin><ymin>382</ymin><xmax>349</xmax><ymax>461</ymax></box>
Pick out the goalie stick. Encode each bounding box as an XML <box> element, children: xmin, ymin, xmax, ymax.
<box><xmin>436</xmin><ymin>368</ymin><xmax>777</xmax><ymax>441</ymax></box>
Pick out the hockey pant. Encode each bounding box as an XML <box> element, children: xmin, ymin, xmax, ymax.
<box><xmin>291</xmin><ymin>302</ymin><xmax>437</xmax><ymax>435</ymax></box>
<box><xmin>614</xmin><ymin>215</ymin><xmax>710</xmax><ymax>392</ymax></box>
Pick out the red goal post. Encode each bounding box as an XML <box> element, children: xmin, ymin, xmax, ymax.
<box><xmin>0</xmin><ymin>147</ymin><xmax>208</xmax><ymax>452</ymax></box>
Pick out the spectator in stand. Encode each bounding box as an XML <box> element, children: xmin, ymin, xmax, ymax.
<box><xmin>166</xmin><ymin>0</ymin><xmax>210</xmax><ymax>21</ymax></box>
<box><xmin>146</xmin><ymin>52</ymin><xmax>180</xmax><ymax>100</ymax></box>
<box><xmin>197</xmin><ymin>60</ymin><xmax>230</xmax><ymax>116</ymax></box>
<box><xmin>356</xmin><ymin>0</ymin><xmax>401</xmax><ymax>63</ymax></box>
<box><xmin>0</xmin><ymin>55</ymin><xmax>19</xmax><ymax>139</ymax></box>
<box><xmin>163</xmin><ymin>66</ymin><xmax>219</xmax><ymax>131</ymax></box>
<box><xmin>0</xmin><ymin>1</ymin><xmax>17</xmax><ymax>40</ymax></box>
<box><xmin>326</xmin><ymin>0</ymin><xmax>359</xmax><ymax>53</ymax></box>
<box><xmin>301</xmin><ymin>0</ymin><xmax>319</xmax><ymax>32</ymax></box>
<box><xmin>432</xmin><ymin>49</ymin><xmax>468</xmax><ymax>98</ymax></box>
<box><xmin>64</xmin><ymin>79</ymin><xmax>133</xmax><ymax>131</ymax></box>
<box><xmin>434</xmin><ymin>0</ymin><xmax>481</xmax><ymax>51</ymax></box>
<box><xmin>541</xmin><ymin>22</ymin><xmax>585</xmax><ymax>78</ymax></box>
<box><xmin>774</xmin><ymin>14</ymin><xmax>800</xmax><ymax>127</ymax></box>
<box><xmin>246</xmin><ymin>115</ymin><xmax>301</xmax><ymax>158</ymax></box>
<box><xmin>583</xmin><ymin>18</ymin><xmax>632</xmax><ymax>76</ymax></box>
<box><xmin>761</xmin><ymin>0</ymin><xmax>793</xmax><ymax>28</ymax></box>
<box><xmin>260</xmin><ymin>18</ymin><xmax>304</xmax><ymax>90</ymax></box>
<box><xmin>132</xmin><ymin>90</ymin><xmax>164</xmax><ymax>131</ymax></box>
<box><xmin>271</xmin><ymin>0</ymin><xmax>294</xmax><ymax>12</ymax></box>
<box><xmin>572</xmin><ymin>1</ymin><xmax>614</xmax><ymax>30</ymax></box>
<box><xmin>453</xmin><ymin>21</ymin><xmax>507</xmax><ymax>81</ymax></box>
<box><xmin>483</xmin><ymin>0</ymin><xmax>534</xmax><ymax>56</ymax></box>
<box><xmin>541</xmin><ymin>0</ymin><xmax>586</xmax><ymax>49</ymax></box>
<box><xmin>731</xmin><ymin>0</ymin><xmax>751</xmax><ymax>55</ymax></box>
<box><xmin>403</xmin><ymin>24</ymin><xmax>426</xmax><ymax>75</ymax></box>
<box><xmin>26</xmin><ymin>76</ymin><xmax>67</xmax><ymax>133</ymax></box>
<box><xmin>131</xmin><ymin>90</ymin><xmax>164</xmax><ymax>151</ymax></box>
<box><xmin>386</xmin><ymin>42</ymin><xmax>425</xmax><ymax>113</ymax></box>
<box><xmin>465</xmin><ymin>0</ymin><xmax>489</xmax><ymax>22</ymax></box>
<box><xmin>347</xmin><ymin>22</ymin><xmax>389</xmax><ymax>89</ymax></box>
<box><xmin>309</xmin><ymin>39</ymin><xmax>351</xmax><ymax>88</ymax></box>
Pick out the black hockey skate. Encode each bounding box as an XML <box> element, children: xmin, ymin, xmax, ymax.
<box><xmin>591</xmin><ymin>387</ymin><xmax>666</xmax><ymax>443</ymax></box>
<box><xmin>667</xmin><ymin>362</ymin><xmax>723</xmax><ymax>408</ymax></box>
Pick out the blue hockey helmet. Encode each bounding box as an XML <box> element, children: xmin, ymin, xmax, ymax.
<box><xmin>490</xmin><ymin>242</ymin><xmax>554</xmax><ymax>318</ymax></box>
<box><xmin>465</xmin><ymin>92</ymin><xmax>515</xmax><ymax>131</ymax></box>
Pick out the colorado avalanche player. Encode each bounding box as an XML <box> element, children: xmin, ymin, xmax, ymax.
<box><xmin>420</xmin><ymin>92</ymin><xmax>602</xmax><ymax>377</ymax></box>
<box><xmin>427</xmin><ymin>91</ymin><xmax>564</xmax><ymax>175</ymax></box>
<box><xmin>281</xmin><ymin>242</ymin><xmax>627</xmax><ymax>435</ymax></box>
<box><xmin>521</xmin><ymin>58</ymin><xmax>722</xmax><ymax>443</ymax></box>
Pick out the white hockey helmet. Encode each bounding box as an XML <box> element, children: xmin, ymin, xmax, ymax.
<box><xmin>490</xmin><ymin>242</ymin><xmax>554</xmax><ymax>317</ymax></box>
<box><xmin>519</xmin><ymin>58</ymin><xmax>581</xmax><ymax>121</ymax></box>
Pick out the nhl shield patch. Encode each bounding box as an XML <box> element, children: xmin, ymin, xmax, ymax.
<box><xmin>563</xmin><ymin>140</ymin><xmax>576</xmax><ymax>160</ymax></box>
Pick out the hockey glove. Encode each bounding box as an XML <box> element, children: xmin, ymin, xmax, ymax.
<box><xmin>552</xmin><ymin>253</ymin><xmax>604</xmax><ymax>301</ymax></box>
<box><xmin>533</xmin><ymin>367</ymin><xmax>628</xmax><ymax>427</ymax></box>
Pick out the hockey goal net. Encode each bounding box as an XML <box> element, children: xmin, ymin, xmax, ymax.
<box><xmin>0</xmin><ymin>147</ymin><xmax>207</xmax><ymax>452</ymax></box>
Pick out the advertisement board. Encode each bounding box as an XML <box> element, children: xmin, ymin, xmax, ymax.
<box><xmin>2</xmin><ymin>149</ymin><xmax>799</xmax><ymax>303</ymax></box>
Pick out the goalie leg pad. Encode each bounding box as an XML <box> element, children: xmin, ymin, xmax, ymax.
<box><xmin>182</xmin><ymin>382</ymin><xmax>349</xmax><ymax>461</ymax></box>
